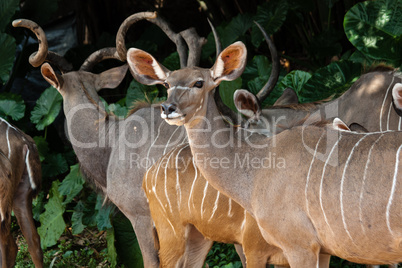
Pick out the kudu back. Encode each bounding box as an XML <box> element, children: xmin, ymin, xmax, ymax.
<box><xmin>128</xmin><ymin>41</ymin><xmax>402</xmax><ymax>267</ymax></box>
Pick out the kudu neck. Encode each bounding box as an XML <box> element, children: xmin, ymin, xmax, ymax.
<box><xmin>63</xmin><ymin>83</ymin><xmax>117</xmax><ymax>190</ymax></box>
<box><xmin>184</xmin><ymin>92</ymin><xmax>255</xmax><ymax>213</ymax></box>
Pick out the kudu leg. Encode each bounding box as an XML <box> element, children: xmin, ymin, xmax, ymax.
<box><xmin>234</xmin><ymin>244</ymin><xmax>247</xmax><ymax>267</ymax></box>
<box><xmin>129</xmin><ymin>214</ymin><xmax>160</xmax><ymax>268</ymax></box>
<box><xmin>182</xmin><ymin>225</ymin><xmax>213</xmax><ymax>268</ymax></box>
<box><xmin>0</xmin><ymin>217</ymin><xmax>18</xmax><ymax>268</ymax></box>
<box><xmin>12</xmin><ymin>177</ymin><xmax>43</xmax><ymax>268</ymax></box>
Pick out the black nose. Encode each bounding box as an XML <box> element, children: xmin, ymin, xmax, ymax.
<box><xmin>161</xmin><ymin>103</ymin><xmax>177</xmax><ymax>115</ymax></box>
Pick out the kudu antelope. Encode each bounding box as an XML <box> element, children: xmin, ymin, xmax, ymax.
<box><xmin>142</xmin><ymin>90</ymin><xmax>364</xmax><ymax>268</ymax></box>
<box><xmin>248</xmin><ymin>66</ymin><xmax>402</xmax><ymax>136</ymax></box>
<box><xmin>0</xmin><ymin>118</ymin><xmax>42</xmax><ymax>267</ymax></box>
<box><xmin>128</xmin><ymin>41</ymin><xmax>402</xmax><ymax>267</ymax></box>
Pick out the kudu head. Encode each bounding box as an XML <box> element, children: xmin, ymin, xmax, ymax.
<box><xmin>127</xmin><ymin>21</ymin><xmax>279</xmax><ymax>127</ymax></box>
<box><xmin>128</xmin><ymin>41</ymin><xmax>247</xmax><ymax>126</ymax></box>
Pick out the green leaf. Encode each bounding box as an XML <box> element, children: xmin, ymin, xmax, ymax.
<box><xmin>0</xmin><ymin>0</ymin><xmax>19</xmax><ymax>31</ymax></box>
<box><xmin>71</xmin><ymin>201</ymin><xmax>86</xmax><ymax>235</ymax></box>
<box><xmin>278</xmin><ymin>70</ymin><xmax>312</xmax><ymax>96</ymax></box>
<box><xmin>33</xmin><ymin>136</ymin><xmax>49</xmax><ymax>162</ymax></box>
<box><xmin>219</xmin><ymin>77</ymin><xmax>242</xmax><ymax>111</ymax></box>
<box><xmin>126</xmin><ymin>80</ymin><xmax>159</xmax><ymax>107</ymax></box>
<box><xmin>95</xmin><ymin>194</ymin><xmax>113</xmax><ymax>231</ymax></box>
<box><xmin>81</xmin><ymin>191</ymin><xmax>98</xmax><ymax>227</ymax></box>
<box><xmin>221</xmin><ymin>13</ymin><xmax>253</xmax><ymax>48</ymax></box>
<box><xmin>344</xmin><ymin>0</ymin><xmax>402</xmax><ymax>66</ymax></box>
<box><xmin>42</xmin><ymin>153</ymin><xmax>68</xmax><ymax>177</ymax></box>
<box><xmin>106</xmin><ymin>227</ymin><xmax>118</xmax><ymax>268</ymax></box>
<box><xmin>162</xmin><ymin>51</ymin><xmax>180</xmax><ymax>70</ymax></box>
<box><xmin>30</xmin><ymin>87</ymin><xmax>62</xmax><ymax>130</ymax></box>
<box><xmin>0</xmin><ymin>93</ymin><xmax>25</xmax><ymax>121</ymax></box>
<box><xmin>0</xmin><ymin>33</ymin><xmax>16</xmax><ymax>84</ymax></box>
<box><xmin>108</xmin><ymin>103</ymin><xmax>128</xmax><ymax>118</ymax></box>
<box><xmin>38</xmin><ymin>180</ymin><xmax>66</xmax><ymax>249</ymax></box>
<box><xmin>32</xmin><ymin>191</ymin><xmax>46</xmax><ymax>221</ymax></box>
<box><xmin>58</xmin><ymin>164</ymin><xmax>85</xmax><ymax>205</ymax></box>
<box><xmin>113</xmin><ymin>212</ymin><xmax>143</xmax><ymax>268</ymax></box>
<box><xmin>251</xmin><ymin>0</ymin><xmax>289</xmax><ymax>47</ymax></box>
<box><xmin>300</xmin><ymin>60</ymin><xmax>362</xmax><ymax>103</ymax></box>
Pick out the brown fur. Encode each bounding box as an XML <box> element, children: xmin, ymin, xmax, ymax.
<box><xmin>0</xmin><ymin>119</ymin><xmax>43</xmax><ymax>267</ymax></box>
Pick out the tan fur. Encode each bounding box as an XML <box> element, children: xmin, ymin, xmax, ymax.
<box><xmin>129</xmin><ymin>42</ymin><xmax>402</xmax><ymax>267</ymax></box>
<box><xmin>144</xmin><ymin>144</ymin><xmax>288</xmax><ymax>267</ymax></box>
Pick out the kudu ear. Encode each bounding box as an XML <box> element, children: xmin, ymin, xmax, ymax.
<box><xmin>348</xmin><ymin>123</ymin><xmax>369</xmax><ymax>133</ymax></box>
<box><xmin>233</xmin><ymin>89</ymin><xmax>261</xmax><ymax>119</ymax></box>
<box><xmin>332</xmin><ymin>118</ymin><xmax>351</xmax><ymax>131</ymax></box>
<box><xmin>392</xmin><ymin>83</ymin><xmax>402</xmax><ymax>116</ymax></box>
<box><xmin>273</xmin><ymin>88</ymin><xmax>299</xmax><ymax>106</ymax></box>
<box><xmin>41</xmin><ymin>63</ymin><xmax>64</xmax><ymax>92</ymax></box>
<box><xmin>95</xmin><ymin>64</ymin><xmax>128</xmax><ymax>90</ymax></box>
<box><xmin>211</xmin><ymin>41</ymin><xmax>247</xmax><ymax>85</ymax></box>
<box><xmin>127</xmin><ymin>48</ymin><xmax>170</xmax><ymax>85</ymax></box>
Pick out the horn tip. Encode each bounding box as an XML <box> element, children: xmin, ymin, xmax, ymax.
<box><xmin>12</xmin><ymin>19</ymin><xmax>22</xmax><ymax>27</ymax></box>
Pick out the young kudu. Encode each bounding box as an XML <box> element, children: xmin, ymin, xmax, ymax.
<box><xmin>0</xmin><ymin>118</ymin><xmax>42</xmax><ymax>267</ymax></box>
<box><xmin>128</xmin><ymin>42</ymin><xmax>402</xmax><ymax>267</ymax></box>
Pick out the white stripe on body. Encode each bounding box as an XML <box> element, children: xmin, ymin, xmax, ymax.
<box><xmin>340</xmin><ymin>134</ymin><xmax>369</xmax><ymax>244</ymax></box>
<box><xmin>188</xmin><ymin>157</ymin><xmax>198</xmax><ymax>214</ymax></box>
<box><xmin>25</xmin><ymin>149</ymin><xmax>37</xmax><ymax>189</ymax></box>
<box><xmin>200</xmin><ymin>181</ymin><xmax>209</xmax><ymax>219</ymax></box>
<box><xmin>164</xmin><ymin>149</ymin><xmax>176</xmax><ymax>213</ymax></box>
<box><xmin>386</xmin><ymin>144</ymin><xmax>402</xmax><ymax>236</ymax></box>
<box><xmin>305</xmin><ymin>134</ymin><xmax>324</xmax><ymax>218</ymax></box>
<box><xmin>208</xmin><ymin>191</ymin><xmax>220</xmax><ymax>222</ymax></box>
<box><xmin>228</xmin><ymin>198</ymin><xmax>234</xmax><ymax>217</ymax></box>
<box><xmin>387</xmin><ymin>102</ymin><xmax>392</xmax><ymax>131</ymax></box>
<box><xmin>175</xmin><ymin>145</ymin><xmax>189</xmax><ymax>208</ymax></box>
<box><xmin>319</xmin><ymin>135</ymin><xmax>342</xmax><ymax>234</ymax></box>
<box><xmin>359</xmin><ymin>134</ymin><xmax>384</xmax><ymax>234</ymax></box>
<box><xmin>380</xmin><ymin>76</ymin><xmax>395</xmax><ymax>132</ymax></box>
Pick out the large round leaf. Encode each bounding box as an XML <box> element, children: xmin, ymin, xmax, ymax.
<box><xmin>344</xmin><ymin>0</ymin><xmax>402</xmax><ymax>66</ymax></box>
<box><xmin>300</xmin><ymin>60</ymin><xmax>362</xmax><ymax>103</ymax></box>
<box><xmin>30</xmin><ymin>87</ymin><xmax>62</xmax><ymax>130</ymax></box>
<box><xmin>0</xmin><ymin>93</ymin><xmax>25</xmax><ymax>121</ymax></box>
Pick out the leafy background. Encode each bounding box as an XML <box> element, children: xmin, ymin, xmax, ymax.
<box><xmin>1</xmin><ymin>0</ymin><xmax>401</xmax><ymax>267</ymax></box>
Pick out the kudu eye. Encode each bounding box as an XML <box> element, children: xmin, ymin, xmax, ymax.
<box><xmin>193</xmin><ymin>81</ymin><xmax>204</xmax><ymax>88</ymax></box>
<box><xmin>163</xmin><ymin>82</ymin><xmax>170</xmax><ymax>88</ymax></box>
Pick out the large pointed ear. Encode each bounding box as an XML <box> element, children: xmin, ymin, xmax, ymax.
<box><xmin>127</xmin><ymin>48</ymin><xmax>170</xmax><ymax>85</ymax></box>
<box><xmin>95</xmin><ymin>64</ymin><xmax>128</xmax><ymax>90</ymax></box>
<box><xmin>349</xmin><ymin>123</ymin><xmax>368</xmax><ymax>133</ymax></box>
<box><xmin>41</xmin><ymin>63</ymin><xmax>64</xmax><ymax>92</ymax></box>
<box><xmin>332</xmin><ymin>118</ymin><xmax>351</xmax><ymax>131</ymax></box>
<box><xmin>392</xmin><ymin>83</ymin><xmax>402</xmax><ymax>116</ymax></box>
<box><xmin>211</xmin><ymin>41</ymin><xmax>247</xmax><ymax>85</ymax></box>
<box><xmin>273</xmin><ymin>88</ymin><xmax>299</xmax><ymax>106</ymax></box>
<box><xmin>234</xmin><ymin>89</ymin><xmax>261</xmax><ymax>119</ymax></box>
